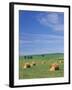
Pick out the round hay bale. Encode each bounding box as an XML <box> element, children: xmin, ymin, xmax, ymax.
<box><xmin>50</xmin><ymin>66</ymin><xmax>55</xmax><ymax>71</ymax></box>
<box><xmin>30</xmin><ymin>63</ymin><xmax>33</xmax><ymax>67</ymax></box>
<box><xmin>31</xmin><ymin>61</ymin><xmax>36</xmax><ymax>66</ymax></box>
<box><xmin>59</xmin><ymin>60</ymin><xmax>62</xmax><ymax>64</ymax></box>
<box><xmin>26</xmin><ymin>63</ymin><xmax>31</xmax><ymax>68</ymax></box>
<box><xmin>23</xmin><ymin>63</ymin><xmax>31</xmax><ymax>69</ymax></box>
<box><xmin>50</xmin><ymin>63</ymin><xmax>59</xmax><ymax>70</ymax></box>
<box><xmin>23</xmin><ymin>65</ymin><xmax>27</xmax><ymax>69</ymax></box>
<box><xmin>59</xmin><ymin>60</ymin><xmax>64</xmax><ymax>64</ymax></box>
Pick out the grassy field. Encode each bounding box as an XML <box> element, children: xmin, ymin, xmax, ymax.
<box><xmin>19</xmin><ymin>53</ymin><xmax>64</xmax><ymax>79</ymax></box>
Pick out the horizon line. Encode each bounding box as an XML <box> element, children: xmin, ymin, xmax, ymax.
<box><xmin>19</xmin><ymin>52</ymin><xmax>64</xmax><ymax>56</ymax></box>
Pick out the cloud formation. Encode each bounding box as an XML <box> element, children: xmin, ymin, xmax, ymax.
<box><xmin>19</xmin><ymin>11</ymin><xmax>64</xmax><ymax>55</ymax></box>
<box><xmin>37</xmin><ymin>12</ymin><xmax>64</xmax><ymax>31</ymax></box>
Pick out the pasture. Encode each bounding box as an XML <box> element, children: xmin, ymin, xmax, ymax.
<box><xmin>19</xmin><ymin>53</ymin><xmax>64</xmax><ymax>79</ymax></box>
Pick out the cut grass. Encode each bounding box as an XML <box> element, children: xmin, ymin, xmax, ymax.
<box><xmin>19</xmin><ymin>53</ymin><xmax>64</xmax><ymax>79</ymax></box>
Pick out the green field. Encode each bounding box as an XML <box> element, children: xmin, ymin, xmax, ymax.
<box><xmin>19</xmin><ymin>53</ymin><xmax>64</xmax><ymax>79</ymax></box>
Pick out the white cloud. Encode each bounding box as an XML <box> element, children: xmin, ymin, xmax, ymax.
<box><xmin>54</xmin><ymin>24</ymin><xmax>64</xmax><ymax>31</ymax></box>
<box><xmin>47</xmin><ymin>13</ymin><xmax>59</xmax><ymax>24</ymax></box>
<box><xmin>37</xmin><ymin>12</ymin><xmax>64</xmax><ymax>31</ymax></box>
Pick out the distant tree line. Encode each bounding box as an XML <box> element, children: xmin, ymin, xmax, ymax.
<box><xmin>41</xmin><ymin>54</ymin><xmax>45</xmax><ymax>57</ymax></box>
<box><xmin>24</xmin><ymin>56</ymin><xmax>33</xmax><ymax>59</ymax></box>
<box><xmin>24</xmin><ymin>54</ymin><xmax>45</xmax><ymax>59</ymax></box>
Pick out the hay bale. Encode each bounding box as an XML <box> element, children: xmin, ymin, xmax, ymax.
<box><xmin>50</xmin><ymin>63</ymin><xmax>59</xmax><ymax>71</ymax></box>
<box><xmin>23</xmin><ymin>65</ymin><xmax>27</xmax><ymax>69</ymax></box>
<box><xmin>59</xmin><ymin>60</ymin><xmax>64</xmax><ymax>64</ymax></box>
<box><xmin>23</xmin><ymin>63</ymin><xmax>31</xmax><ymax>69</ymax></box>
<box><xmin>50</xmin><ymin>67</ymin><xmax>55</xmax><ymax>71</ymax></box>
<box><xmin>30</xmin><ymin>63</ymin><xmax>33</xmax><ymax>67</ymax></box>
<box><xmin>31</xmin><ymin>61</ymin><xmax>36</xmax><ymax>66</ymax></box>
<box><xmin>59</xmin><ymin>60</ymin><xmax>62</xmax><ymax>64</ymax></box>
<box><xmin>26</xmin><ymin>64</ymin><xmax>31</xmax><ymax>68</ymax></box>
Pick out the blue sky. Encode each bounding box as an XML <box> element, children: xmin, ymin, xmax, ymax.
<box><xmin>19</xmin><ymin>10</ymin><xmax>64</xmax><ymax>55</ymax></box>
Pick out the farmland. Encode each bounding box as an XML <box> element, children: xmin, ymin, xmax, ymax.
<box><xmin>19</xmin><ymin>53</ymin><xmax>64</xmax><ymax>79</ymax></box>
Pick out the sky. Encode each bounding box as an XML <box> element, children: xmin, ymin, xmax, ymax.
<box><xmin>19</xmin><ymin>10</ymin><xmax>64</xmax><ymax>56</ymax></box>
